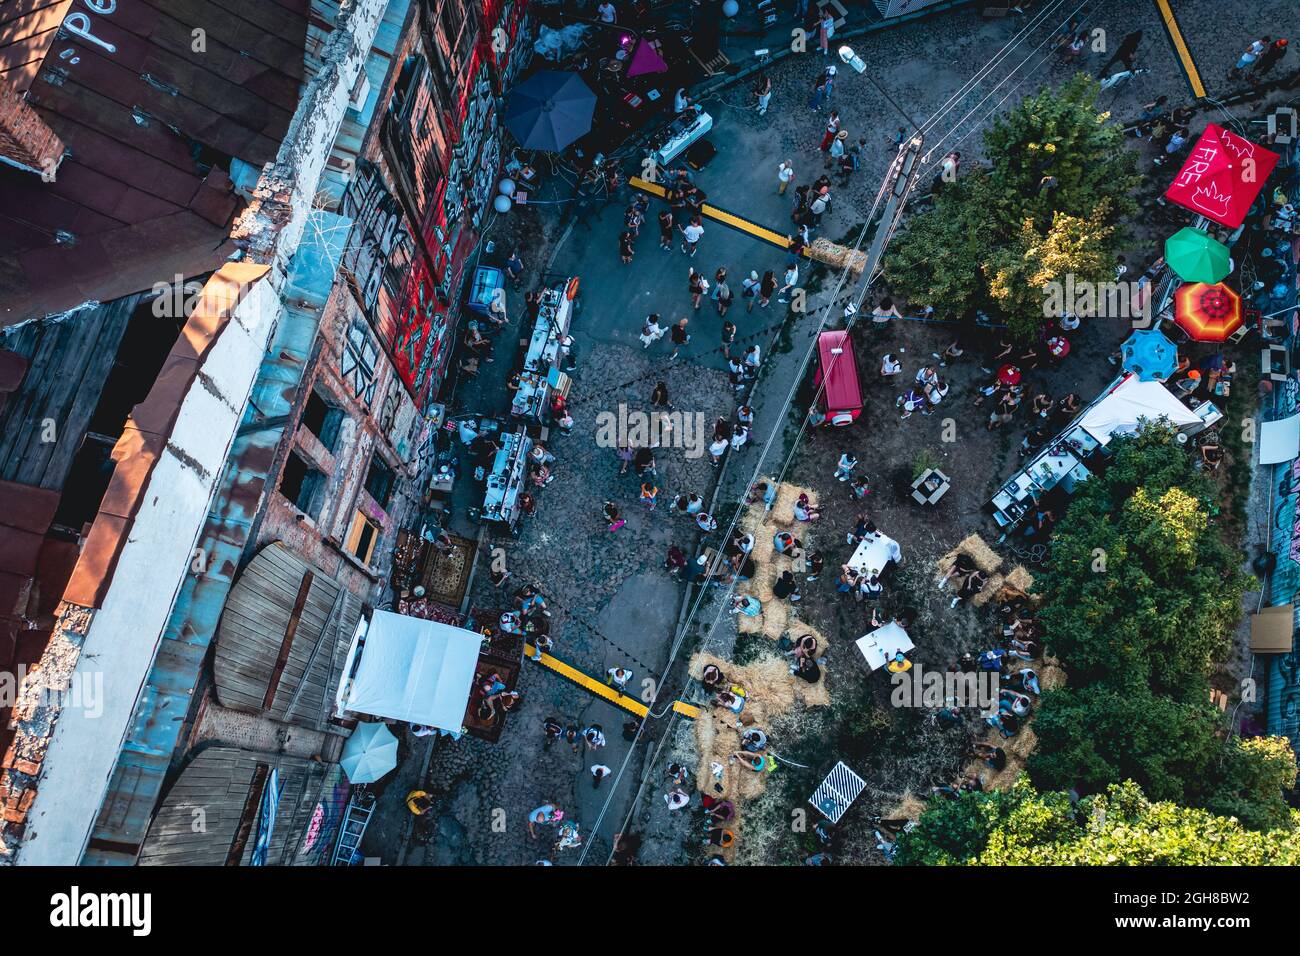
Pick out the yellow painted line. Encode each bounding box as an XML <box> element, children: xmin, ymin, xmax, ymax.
<box><xmin>672</xmin><ymin>700</ymin><xmax>702</xmax><ymax>719</ymax></box>
<box><xmin>524</xmin><ymin>643</ymin><xmax>699</xmax><ymax>720</ymax></box>
<box><xmin>1154</xmin><ymin>0</ymin><xmax>1206</xmax><ymax>98</ymax></box>
<box><xmin>629</xmin><ymin>176</ymin><xmax>806</xmax><ymax>255</ymax></box>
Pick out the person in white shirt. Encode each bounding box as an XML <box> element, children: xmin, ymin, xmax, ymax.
<box><xmin>778</xmin><ymin>160</ymin><xmax>795</xmax><ymax>195</ymax></box>
<box><xmin>777</xmin><ymin>265</ymin><xmax>798</xmax><ymax>301</ymax></box>
<box><xmin>597</xmin><ymin>2</ymin><xmax>616</xmax><ymax>23</ymax></box>
<box><xmin>880</xmin><ymin>353</ymin><xmax>903</xmax><ymax>379</ymax></box>
<box><xmin>708</xmin><ymin>437</ymin><xmax>729</xmax><ymax>466</ymax></box>
<box><xmin>679</xmin><ymin>217</ymin><xmax>704</xmax><ymax>256</ymax></box>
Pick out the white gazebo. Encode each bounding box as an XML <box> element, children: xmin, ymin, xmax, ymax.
<box><xmin>335</xmin><ymin>610</ymin><xmax>482</xmax><ymax>732</ymax></box>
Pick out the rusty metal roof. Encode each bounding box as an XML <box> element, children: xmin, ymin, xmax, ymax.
<box><xmin>0</xmin><ymin>0</ymin><xmax>311</xmax><ymax>325</ymax></box>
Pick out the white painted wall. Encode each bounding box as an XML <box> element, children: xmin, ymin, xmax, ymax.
<box><xmin>12</xmin><ymin>0</ymin><xmax>390</xmax><ymax>866</ymax></box>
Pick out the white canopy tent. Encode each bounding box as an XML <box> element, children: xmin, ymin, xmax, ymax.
<box><xmin>845</xmin><ymin>532</ymin><xmax>902</xmax><ymax>576</ymax></box>
<box><xmin>855</xmin><ymin>621</ymin><xmax>914</xmax><ymax>671</ymax></box>
<box><xmin>335</xmin><ymin>610</ymin><xmax>481</xmax><ymax>732</ymax></box>
<box><xmin>1078</xmin><ymin>375</ymin><xmax>1201</xmax><ymax>446</ymax></box>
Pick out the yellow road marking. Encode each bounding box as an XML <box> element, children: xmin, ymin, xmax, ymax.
<box><xmin>630</xmin><ymin>176</ymin><xmax>805</xmax><ymax>254</ymax></box>
<box><xmin>524</xmin><ymin>643</ymin><xmax>700</xmax><ymax>720</ymax></box>
<box><xmin>1154</xmin><ymin>0</ymin><xmax>1206</xmax><ymax>99</ymax></box>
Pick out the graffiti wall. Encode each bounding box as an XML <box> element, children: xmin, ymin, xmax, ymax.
<box><xmin>339</xmin><ymin>160</ymin><xmax>449</xmax><ymax>412</ymax></box>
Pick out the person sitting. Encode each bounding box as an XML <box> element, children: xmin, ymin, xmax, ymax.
<box><xmin>936</xmin><ymin>552</ymin><xmax>978</xmax><ymax>589</ymax></box>
<box><xmin>1200</xmin><ymin>441</ymin><xmax>1224</xmax><ymax>471</ymax></box>
<box><xmin>773</xmin><ymin>531</ymin><xmax>798</xmax><ymax>553</ymax></box>
<box><xmin>714</xmin><ymin>690</ymin><xmax>746</xmax><ymax>713</ymax></box>
<box><xmin>701</xmin><ymin>663</ymin><xmax>727</xmax><ymax>694</ymax></box>
<box><xmin>733</xmin><ymin>751</ymin><xmax>771</xmax><ymax>773</ymax></box>
<box><xmin>972</xmin><ymin>742</ymin><xmax>1007</xmax><ymax>771</ymax></box>
<box><xmin>1000</xmin><ymin>689</ymin><xmax>1033</xmax><ymax>718</ymax></box>
<box><xmin>950</xmin><ymin>569</ymin><xmax>986</xmax><ymax>608</ymax></box>
<box><xmin>794</xmin><ymin>655</ymin><xmax>821</xmax><ymax>683</ymax></box>
<box><xmin>885</xmin><ymin>651</ymin><xmax>912</xmax><ymax>673</ymax></box>
<box><xmin>740</xmin><ymin>729</ymin><xmax>768</xmax><ymax>753</ymax></box>
<box><xmin>729</xmin><ymin>594</ymin><xmax>763</xmax><ymax>616</ymax></box>
<box><xmin>857</xmin><ymin>573</ymin><xmax>883</xmax><ymax>602</ymax></box>
<box><xmin>773</xmin><ymin>571</ymin><xmax>801</xmax><ymax>602</ymax></box>
<box><xmin>702</xmin><ymin>796</ymin><xmax>736</xmax><ymax>823</ymax></box>
<box><xmin>1009</xmin><ymin>668</ymin><xmax>1041</xmax><ymax>695</ymax></box>
<box><xmin>793</xmin><ymin>492</ymin><xmax>821</xmax><ymax>522</ymax></box>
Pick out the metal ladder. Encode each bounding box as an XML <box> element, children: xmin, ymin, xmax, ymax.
<box><xmin>331</xmin><ymin>795</ymin><xmax>373</xmax><ymax>866</ymax></box>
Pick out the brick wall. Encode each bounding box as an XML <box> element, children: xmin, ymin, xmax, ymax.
<box><xmin>0</xmin><ymin>79</ymin><xmax>63</xmax><ymax>176</ymax></box>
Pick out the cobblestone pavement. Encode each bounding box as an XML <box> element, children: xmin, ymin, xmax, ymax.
<box><xmin>368</xmin><ymin>0</ymin><xmax>1298</xmax><ymax>866</ymax></box>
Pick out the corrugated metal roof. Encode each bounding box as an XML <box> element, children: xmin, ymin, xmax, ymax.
<box><xmin>213</xmin><ymin>542</ymin><xmax>363</xmax><ymax>731</ymax></box>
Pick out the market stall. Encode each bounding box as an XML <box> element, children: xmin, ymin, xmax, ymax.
<box><xmin>511</xmin><ymin>276</ymin><xmax>577</xmax><ymax>424</ymax></box>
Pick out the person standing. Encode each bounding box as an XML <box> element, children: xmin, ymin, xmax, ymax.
<box><xmin>741</xmin><ymin>271</ymin><xmax>760</xmax><ymax>312</ymax></box>
<box><xmin>689</xmin><ymin>267</ymin><xmax>707</xmax><ymax>310</ymax></box>
<box><xmin>619</xmin><ymin>229</ymin><xmax>634</xmax><ymax>264</ymax></box>
<box><xmin>777</xmin><ymin>160</ymin><xmax>795</xmax><ymax>195</ymax></box>
<box><xmin>720</xmin><ymin>320</ymin><xmax>736</xmax><ymax>358</ymax></box>
<box><xmin>597</xmin><ymin>1</ymin><xmax>616</xmax><ymax>22</ymax></box>
<box><xmin>658</xmin><ymin>209</ymin><xmax>674</xmax><ymax>250</ymax></box>
<box><xmin>818</xmin><ymin>8</ymin><xmax>835</xmax><ymax>55</ymax></box>
<box><xmin>759</xmin><ymin>270</ymin><xmax>777</xmax><ymax>308</ymax></box>
<box><xmin>808</xmin><ymin>74</ymin><xmax>827</xmax><ymax>112</ymax></box>
<box><xmin>834</xmin><ymin>452</ymin><xmax>857</xmax><ymax>481</ymax></box>
<box><xmin>679</xmin><ymin>215</ymin><xmax>704</xmax><ymax>257</ymax></box>
<box><xmin>820</xmin><ymin>110</ymin><xmax>841</xmax><ymax>151</ymax></box>
<box><xmin>650</xmin><ymin>380</ymin><xmax>670</xmax><ymax>409</ymax></box>
<box><xmin>742</xmin><ymin>344</ymin><xmax>761</xmax><ymax>380</ymax></box>
<box><xmin>669</xmin><ymin>318</ymin><xmax>690</xmax><ymax>359</ymax></box>
<box><xmin>826</xmin><ymin>129</ymin><xmax>847</xmax><ymax>169</ymax></box>
<box><xmin>1254</xmin><ymin>37</ymin><xmax>1289</xmax><ymax>77</ymax></box>
<box><xmin>505</xmin><ymin>250</ymin><xmax>524</xmax><ymax>288</ymax></box>
<box><xmin>591</xmin><ymin>764</ymin><xmax>612</xmax><ymax>789</ymax></box>
<box><xmin>607</xmin><ymin>667</ymin><xmax>632</xmax><ymax>691</ymax></box>
<box><xmin>754</xmin><ymin>72</ymin><xmax>773</xmax><ymax>115</ymax></box>
<box><xmin>715</xmin><ymin>275</ymin><xmax>733</xmax><ymax>317</ymax></box>
<box><xmin>1230</xmin><ymin>36</ymin><xmax>1269</xmax><ymax>77</ymax></box>
<box><xmin>640</xmin><ymin>313</ymin><xmax>665</xmax><ymax>348</ymax></box>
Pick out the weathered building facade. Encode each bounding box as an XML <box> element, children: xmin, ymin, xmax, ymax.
<box><xmin>0</xmin><ymin>0</ymin><xmax>533</xmax><ymax>864</ymax></box>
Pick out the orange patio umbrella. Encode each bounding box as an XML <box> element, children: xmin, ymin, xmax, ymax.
<box><xmin>1174</xmin><ymin>282</ymin><xmax>1242</xmax><ymax>342</ymax></box>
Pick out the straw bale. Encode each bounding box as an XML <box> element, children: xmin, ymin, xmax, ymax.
<box><xmin>1003</xmin><ymin>566</ymin><xmax>1034</xmax><ymax>593</ymax></box>
<box><xmin>809</xmin><ymin>238</ymin><xmax>867</xmax><ymax>276</ymax></box>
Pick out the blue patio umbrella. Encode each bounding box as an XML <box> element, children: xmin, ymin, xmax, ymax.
<box><xmin>1121</xmin><ymin>328</ymin><xmax>1179</xmax><ymax>382</ymax></box>
<box><xmin>340</xmin><ymin>722</ymin><xmax>399</xmax><ymax>784</ymax></box>
<box><xmin>505</xmin><ymin>70</ymin><xmax>597</xmax><ymax>152</ymax></box>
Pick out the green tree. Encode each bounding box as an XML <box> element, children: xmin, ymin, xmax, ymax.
<box><xmin>885</xmin><ymin>74</ymin><xmax>1140</xmax><ymax>340</ymax></box>
<box><xmin>896</xmin><ymin>780</ymin><xmax>1300</xmax><ymax>866</ymax></box>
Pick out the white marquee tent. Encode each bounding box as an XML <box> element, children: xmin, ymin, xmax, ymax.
<box><xmin>335</xmin><ymin>610</ymin><xmax>481</xmax><ymax>732</ymax></box>
<box><xmin>1078</xmin><ymin>375</ymin><xmax>1201</xmax><ymax>446</ymax></box>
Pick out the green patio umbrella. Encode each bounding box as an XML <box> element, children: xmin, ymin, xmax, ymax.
<box><xmin>1164</xmin><ymin>227</ymin><xmax>1231</xmax><ymax>284</ymax></box>
<box><xmin>340</xmin><ymin>722</ymin><xmax>399</xmax><ymax>784</ymax></box>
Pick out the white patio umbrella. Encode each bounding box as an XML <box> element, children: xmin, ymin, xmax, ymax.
<box><xmin>340</xmin><ymin>722</ymin><xmax>399</xmax><ymax>784</ymax></box>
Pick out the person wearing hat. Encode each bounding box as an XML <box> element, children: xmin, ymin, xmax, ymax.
<box><xmin>1254</xmin><ymin>37</ymin><xmax>1289</xmax><ymax>76</ymax></box>
<box><xmin>1175</xmin><ymin>368</ymin><xmax>1201</xmax><ymax>396</ymax></box>
<box><xmin>826</xmin><ymin>128</ymin><xmax>848</xmax><ymax>169</ymax></box>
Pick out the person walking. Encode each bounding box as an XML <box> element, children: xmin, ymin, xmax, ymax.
<box><xmin>1097</xmin><ymin>29</ymin><xmax>1142</xmax><ymax>77</ymax></box>
<box><xmin>754</xmin><ymin>72</ymin><xmax>772</xmax><ymax>115</ymax></box>
<box><xmin>650</xmin><ymin>380</ymin><xmax>670</xmax><ymax>409</ymax></box>
<box><xmin>826</xmin><ymin>129</ymin><xmax>847</xmax><ymax>169</ymax></box>
<box><xmin>669</xmin><ymin>318</ymin><xmax>690</xmax><ymax>359</ymax></box>
<box><xmin>688</xmin><ymin>267</ymin><xmax>708</xmax><ymax>310</ymax></box>
<box><xmin>658</xmin><ymin>209</ymin><xmax>674</xmax><ymax>250</ymax></box>
<box><xmin>819</xmin><ymin>110</ymin><xmax>841</xmax><ymax>151</ymax></box>
<box><xmin>640</xmin><ymin>482</ymin><xmax>658</xmax><ymax>510</ymax></box>
<box><xmin>603</xmin><ymin>502</ymin><xmax>624</xmax><ymax>531</ymax></box>
<box><xmin>808</xmin><ymin>74</ymin><xmax>827</xmax><ymax>112</ymax></box>
<box><xmin>619</xmin><ymin>229</ymin><xmax>634</xmax><ymax>264</ymax></box>
<box><xmin>591</xmin><ymin>764</ymin><xmax>612</xmax><ymax>789</ymax></box>
<box><xmin>1254</xmin><ymin>37</ymin><xmax>1289</xmax><ymax>77</ymax></box>
<box><xmin>720</xmin><ymin>320</ymin><xmax>736</xmax><ymax>358</ymax></box>
<box><xmin>708</xmin><ymin>434</ymin><xmax>728</xmax><ymax>466</ymax></box>
<box><xmin>679</xmin><ymin>215</ymin><xmax>704</xmax><ymax>256</ymax></box>
<box><xmin>777</xmin><ymin>263</ymin><xmax>799</xmax><ymax>302</ymax></box>
<box><xmin>742</xmin><ymin>344</ymin><xmax>761</xmax><ymax>380</ymax></box>
<box><xmin>1230</xmin><ymin>36</ymin><xmax>1269</xmax><ymax>77</ymax></box>
<box><xmin>777</xmin><ymin>160</ymin><xmax>794</xmax><ymax>195</ymax></box>
<box><xmin>606</xmin><ymin>667</ymin><xmax>632</xmax><ymax>692</ymax></box>
<box><xmin>715</xmin><ymin>275</ymin><xmax>733</xmax><ymax>317</ymax></box>
<box><xmin>759</xmin><ymin>270</ymin><xmax>777</xmax><ymax>308</ymax></box>
<box><xmin>639</xmin><ymin>313</ymin><xmax>665</xmax><ymax>348</ymax></box>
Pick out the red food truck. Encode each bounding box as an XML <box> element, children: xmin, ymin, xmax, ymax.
<box><xmin>813</xmin><ymin>330</ymin><xmax>863</xmax><ymax>426</ymax></box>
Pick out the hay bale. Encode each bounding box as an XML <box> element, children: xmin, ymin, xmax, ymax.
<box><xmin>809</xmin><ymin>237</ymin><xmax>867</xmax><ymax>277</ymax></box>
<box><xmin>887</xmin><ymin>791</ymin><xmax>928</xmax><ymax>821</ymax></box>
<box><xmin>940</xmin><ymin>533</ymin><xmax>1002</xmax><ymax>573</ymax></box>
<box><xmin>760</xmin><ymin>599</ymin><xmax>790</xmax><ymax>639</ymax></box>
<box><xmin>971</xmin><ymin>573</ymin><xmax>1004</xmax><ymax>607</ymax></box>
<box><xmin>1004</xmin><ymin>566</ymin><xmax>1034</xmax><ymax>593</ymax></box>
<box><xmin>1039</xmin><ymin>661</ymin><xmax>1067</xmax><ymax>691</ymax></box>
